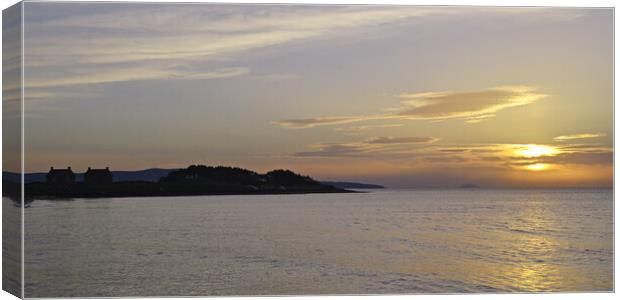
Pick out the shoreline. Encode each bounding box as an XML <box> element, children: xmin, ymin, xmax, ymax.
<box><xmin>3</xmin><ymin>180</ymin><xmax>356</xmax><ymax>202</ymax></box>
<box><xmin>29</xmin><ymin>189</ymin><xmax>359</xmax><ymax>201</ymax></box>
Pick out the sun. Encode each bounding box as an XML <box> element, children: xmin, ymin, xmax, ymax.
<box><xmin>515</xmin><ymin>144</ymin><xmax>558</xmax><ymax>158</ymax></box>
<box><xmin>524</xmin><ymin>163</ymin><xmax>550</xmax><ymax>171</ymax></box>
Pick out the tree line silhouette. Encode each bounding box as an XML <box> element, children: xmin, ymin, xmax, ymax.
<box><xmin>4</xmin><ymin>165</ymin><xmax>352</xmax><ymax>201</ymax></box>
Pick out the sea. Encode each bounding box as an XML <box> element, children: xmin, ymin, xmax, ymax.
<box><xmin>10</xmin><ymin>189</ymin><xmax>613</xmax><ymax>297</ymax></box>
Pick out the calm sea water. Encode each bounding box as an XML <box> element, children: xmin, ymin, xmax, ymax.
<box><xmin>20</xmin><ymin>189</ymin><xmax>613</xmax><ymax>297</ymax></box>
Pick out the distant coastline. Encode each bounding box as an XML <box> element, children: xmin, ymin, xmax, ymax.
<box><xmin>2</xmin><ymin>165</ymin><xmax>385</xmax><ymax>201</ymax></box>
<box><xmin>3</xmin><ymin>168</ymin><xmax>385</xmax><ymax>189</ymax></box>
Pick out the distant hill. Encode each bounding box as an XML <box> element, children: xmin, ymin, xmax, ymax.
<box><xmin>4</xmin><ymin>169</ymin><xmax>383</xmax><ymax>189</ymax></box>
<box><xmin>3</xmin><ymin>168</ymin><xmax>177</xmax><ymax>184</ymax></box>
<box><xmin>4</xmin><ymin>171</ymin><xmax>47</xmax><ymax>183</ymax></box>
<box><xmin>321</xmin><ymin>181</ymin><xmax>384</xmax><ymax>189</ymax></box>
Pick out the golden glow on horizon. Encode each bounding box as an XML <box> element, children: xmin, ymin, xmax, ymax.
<box><xmin>524</xmin><ymin>163</ymin><xmax>551</xmax><ymax>171</ymax></box>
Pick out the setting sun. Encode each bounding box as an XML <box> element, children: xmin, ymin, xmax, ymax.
<box><xmin>524</xmin><ymin>163</ymin><xmax>551</xmax><ymax>171</ymax></box>
<box><xmin>515</xmin><ymin>145</ymin><xmax>559</xmax><ymax>158</ymax></box>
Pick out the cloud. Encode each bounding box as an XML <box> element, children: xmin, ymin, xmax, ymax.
<box><xmin>403</xmin><ymin>142</ymin><xmax>610</xmax><ymax>166</ymax></box>
<box><xmin>274</xmin><ymin>86</ymin><xmax>546</xmax><ymax>128</ymax></box>
<box><xmin>553</xmin><ymin>133</ymin><xmax>606</xmax><ymax>141</ymax></box>
<box><xmin>479</xmin><ymin>156</ymin><xmax>502</xmax><ymax>161</ymax></box>
<box><xmin>424</xmin><ymin>156</ymin><xmax>468</xmax><ymax>163</ymax></box>
<box><xmin>469</xmin><ymin>143</ymin><xmax>613</xmax><ymax>168</ymax></box>
<box><xmin>252</xmin><ymin>73</ymin><xmax>300</xmax><ymax>82</ymax></box>
<box><xmin>464</xmin><ymin>114</ymin><xmax>495</xmax><ymax>124</ymax></box>
<box><xmin>24</xmin><ymin>4</ymin><xmax>566</xmax><ymax>105</ymax></box>
<box><xmin>295</xmin><ymin>135</ymin><xmax>437</xmax><ymax>157</ymax></box>
<box><xmin>295</xmin><ymin>143</ymin><xmax>369</xmax><ymax>157</ymax></box>
<box><xmin>24</xmin><ymin>5</ymin><xmax>433</xmax><ymax>82</ymax></box>
<box><xmin>36</xmin><ymin>6</ymin><xmax>433</xmax><ymax>44</ymax></box>
<box><xmin>26</xmin><ymin>66</ymin><xmax>249</xmax><ymax>88</ymax></box>
<box><xmin>335</xmin><ymin>123</ymin><xmax>404</xmax><ymax>132</ymax></box>
<box><xmin>23</xmin><ymin>4</ymin><xmax>450</xmax><ymax>104</ymax></box>
<box><xmin>292</xmin><ymin>138</ymin><xmax>611</xmax><ymax>188</ymax></box>
<box><xmin>539</xmin><ymin>151</ymin><xmax>612</xmax><ymax>165</ymax></box>
<box><xmin>365</xmin><ymin>136</ymin><xmax>438</xmax><ymax>144</ymax></box>
<box><xmin>438</xmin><ymin>148</ymin><xmax>470</xmax><ymax>153</ymax></box>
<box><xmin>272</xmin><ymin>115</ymin><xmax>389</xmax><ymax>129</ymax></box>
<box><xmin>396</xmin><ymin>86</ymin><xmax>546</xmax><ymax>120</ymax></box>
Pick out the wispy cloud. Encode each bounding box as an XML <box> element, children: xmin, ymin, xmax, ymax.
<box><xmin>464</xmin><ymin>114</ymin><xmax>495</xmax><ymax>124</ymax></box>
<box><xmin>251</xmin><ymin>73</ymin><xmax>300</xmax><ymax>82</ymax></box>
<box><xmin>275</xmin><ymin>86</ymin><xmax>547</xmax><ymax>128</ymax></box>
<box><xmin>424</xmin><ymin>156</ymin><xmax>468</xmax><ymax>163</ymax></box>
<box><xmin>272</xmin><ymin>115</ymin><xmax>390</xmax><ymax>129</ymax></box>
<box><xmin>335</xmin><ymin>123</ymin><xmax>404</xmax><ymax>132</ymax></box>
<box><xmin>26</xmin><ymin>66</ymin><xmax>249</xmax><ymax>88</ymax></box>
<box><xmin>539</xmin><ymin>150</ymin><xmax>612</xmax><ymax>165</ymax></box>
<box><xmin>24</xmin><ymin>5</ymin><xmax>436</xmax><ymax>89</ymax></box>
<box><xmin>295</xmin><ymin>143</ymin><xmax>369</xmax><ymax>157</ymax></box>
<box><xmin>24</xmin><ymin>4</ymin><xmax>569</xmax><ymax>102</ymax></box>
<box><xmin>365</xmin><ymin>136</ymin><xmax>438</xmax><ymax>144</ymax></box>
<box><xmin>444</xmin><ymin>143</ymin><xmax>613</xmax><ymax>170</ymax></box>
<box><xmin>293</xmin><ymin>139</ymin><xmax>612</xmax><ymax>174</ymax></box>
<box><xmin>295</xmin><ymin>135</ymin><xmax>438</xmax><ymax>157</ymax></box>
<box><xmin>553</xmin><ymin>133</ymin><xmax>606</xmax><ymax>141</ymax></box>
<box><xmin>396</xmin><ymin>86</ymin><xmax>545</xmax><ymax>120</ymax></box>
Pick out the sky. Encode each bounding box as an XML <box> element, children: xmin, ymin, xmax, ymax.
<box><xmin>9</xmin><ymin>3</ymin><xmax>613</xmax><ymax>188</ymax></box>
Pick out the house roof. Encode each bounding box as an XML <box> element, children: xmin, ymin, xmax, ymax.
<box><xmin>48</xmin><ymin>167</ymin><xmax>74</xmax><ymax>176</ymax></box>
<box><xmin>85</xmin><ymin>168</ymin><xmax>112</xmax><ymax>176</ymax></box>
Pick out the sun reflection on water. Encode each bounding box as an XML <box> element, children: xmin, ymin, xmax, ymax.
<box><xmin>493</xmin><ymin>197</ymin><xmax>563</xmax><ymax>291</ymax></box>
<box><xmin>502</xmin><ymin>235</ymin><xmax>560</xmax><ymax>291</ymax></box>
